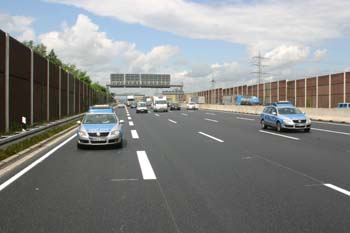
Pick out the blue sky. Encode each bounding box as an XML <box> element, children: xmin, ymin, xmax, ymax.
<box><xmin>1</xmin><ymin>0</ymin><xmax>350</xmax><ymax>92</ymax></box>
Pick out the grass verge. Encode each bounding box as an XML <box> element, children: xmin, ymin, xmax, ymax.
<box><xmin>0</xmin><ymin>120</ymin><xmax>78</xmax><ymax>162</ymax></box>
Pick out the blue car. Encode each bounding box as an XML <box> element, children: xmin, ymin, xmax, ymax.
<box><xmin>88</xmin><ymin>105</ymin><xmax>113</xmax><ymax>113</ymax></box>
<box><xmin>77</xmin><ymin>112</ymin><xmax>124</xmax><ymax>148</ymax></box>
<box><xmin>260</xmin><ymin>102</ymin><xmax>311</xmax><ymax>132</ymax></box>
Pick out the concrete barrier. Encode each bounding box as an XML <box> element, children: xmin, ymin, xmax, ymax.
<box><xmin>198</xmin><ymin>104</ymin><xmax>350</xmax><ymax>123</ymax></box>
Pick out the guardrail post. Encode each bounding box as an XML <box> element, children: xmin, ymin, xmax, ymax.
<box><xmin>67</xmin><ymin>73</ymin><xmax>69</xmax><ymax>115</ymax></box>
<box><xmin>316</xmin><ymin>76</ymin><xmax>319</xmax><ymax>108</ymax></box>
<box><xmin>46</xmin><ymin>59</ymin><xmax>50</xmax><ymax>121</ymax></box>
<box><xmin>294</xmin><ymin>80</ymin><xmax>297</xmax><ymax>106</ymax></box>
<box><xmin>30</xmin><ymin>49</ymin><xmax>34</xmax><ymax>125</ymax></box>
<box><xmin>329</xmin><ymin>74</ymin><xmax>331</xmax><ymax>108</ymax></box>
<box><xmin>58</xmin><ymin>67</ymin><xmax>61</xmax><ymax>118</ymax></box>
<box><xmin>304</xmin><ymin>78</ymin><xmax>307</xmax><ymax>108</ymax></box>
<box><xmin>344</xmin><ymin>72</ymin><xmax>346</xmax><ymax>103</ymax></box>
<box><xmin>5</xmin><ymin>33</ymin><xmax>9</xmax><ymax>132</ymax></box>
<box><xmin>73</xmin><ymin>77</ymin><xmax>75</xmax><ymax>114</ymax></box>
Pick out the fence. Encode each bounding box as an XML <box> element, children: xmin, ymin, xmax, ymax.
<box><xmin>193</xmin><ymin>72</ymin><xmax>350</xmax><ymax>108</ymax></box>
<box><xmin>0</xmin><ymin>30</ymin><xmax>109</xmax><ymax>133</ymax></box>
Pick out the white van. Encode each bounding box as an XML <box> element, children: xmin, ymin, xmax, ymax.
<box><xmin>153</xmin><ymin>96</ymin><xmax>168</xmax><ymax>112</ymax></box>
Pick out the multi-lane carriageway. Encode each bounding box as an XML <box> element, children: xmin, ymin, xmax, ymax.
<box><xmin>0</xmin><ymin>106</ymin><xmax>350</xmax><ymax>233</ymax></box>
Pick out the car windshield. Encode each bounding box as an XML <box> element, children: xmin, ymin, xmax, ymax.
<box><xmin>278</xmin><ymin>107</ymin><xmax>303</xmax><ymax>115</ymax></box>
<box><xmin>138</xmin><ymin>102</ymin><xmax>146</xmax><ymax>107</ymax></box>
<box><xmin>83</xmin><ymin>114</ymin><xmax>117</xmax><ymax>124</ymax></box>
<box><xmin>156</xmin><ymin>100</ymin><xmax>167</xmax><ymax>104</ymax></box>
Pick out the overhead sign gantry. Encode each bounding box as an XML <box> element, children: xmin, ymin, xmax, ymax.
<box><xmin>109</xmin><ymin>73</ymin><xmax>171</xmax><ymax>88</ymax></box>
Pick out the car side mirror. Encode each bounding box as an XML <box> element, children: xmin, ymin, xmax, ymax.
<box><xmin>119</xmin><ymin>120</ymin><xmax>124</xmax><ymax>124</ymax></box>
<box><xmin>77</xmin><ymin>120</ymin><xmax>81</xmax><ymax>125</ymax></box>
<box><xmin>272</xmin><ymin>111</ymin><xmax>277</xmax><ymax>115</ymax></box>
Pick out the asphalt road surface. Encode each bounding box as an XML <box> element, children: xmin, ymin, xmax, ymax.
<box><xmin>1</xmin><ymin>107</ymin><xmax>350</xmax><ymax>233</ymax></box>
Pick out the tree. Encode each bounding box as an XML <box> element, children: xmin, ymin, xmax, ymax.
<box><xmin>47</xmin><ymin>49</ymin><xmax>62</xmax><ymax>66</ymax></box>
<box><xmin>33</xmin><ymin>43</ymin><xmax>47</xmax><ymax>57</ymax></box>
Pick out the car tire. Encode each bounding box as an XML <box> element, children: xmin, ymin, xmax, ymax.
<box><xmin>261</xmin><ymin>120</ymin><xmax>267</xmax><ymax>129</ymax></box>
<box><xmin>276</xmin><ymin>122</ymin><xmax>282</xmax><ymax>132</ymax></box>
<box><xmin>304</xmin><ymin>128</ymin><xmax>311</xmax><ymax>132</ymax></box>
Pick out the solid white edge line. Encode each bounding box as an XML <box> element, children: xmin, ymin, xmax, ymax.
<box><xmin>137</xmin><ymin>151</ymin><xmax>157</xmax><ymax>180</ymax></box>
<box><xmin>0</xmin><ymin>134</ymin><xmax>76</xmax><ymax>192</ymax></box>
<box><xmin>198</xmin><ymin>131</ymin><xmax>224</xmax><ymax>142</ymax></box>
<box><xmin>313</xmin><ymin>121</ymin><xmax>350</xmax><ymax>127</ymax></box>
<box><xmin>236</xmin><ymin>117</ymin><xmax>255</xmax><ymax>121</ymax></box>
<box><xmin>131</xmin><ymin>130</ymin><xmax>139</xmax><ymax>139</ymax></box>
<box><xmin>168</xmin><ymin>119</ymin><xmax>177</xmax><ymax>124</ymax></box>
<box><xmin>129</xmin><ymin>121</ymin><xmax>134</xmax><ymax>126</ymax></box>
<box><xmin>312</xmin><ymin>128</ymin><xmax>350</xmax><ymax>135</ymax></box>
<box><xmin>204</xmin><ymin>118</ymin><xmax>218</xmax><ymax>123</ymax></box>
<box><xmin>259</xmin><ymin>130</ymin><xmax>300</xmax><ymax>140</ymax></box>
<box><xmin>324</xmin><ymin>183</ymin><xmax>350</xmax><ymax>196</ymax></box>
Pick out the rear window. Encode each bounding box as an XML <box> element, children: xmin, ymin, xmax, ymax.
<box><xmin>138</xmin><ymin>102</ymin><xmax>146</xmax><ymax>107</ymax></box>
<box><xmin>156</xmin><ymin>100</ymin><xmax>167</xmax><ymax>104</ymax></box>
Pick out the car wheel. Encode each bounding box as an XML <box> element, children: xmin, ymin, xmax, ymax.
<box><xmin>261</xmin><ymin>120</ymin><xmax>267</xmax><ymax>129</ymax></box>
<box><xmin>276</xmin><ymin>122</ymin><xmax>282</xmax><ymax>132</ymax></box>
<box><xmin>304</xmin><ymin>128</ymin><xmax>311</xmax><ymax>132</ymax></box>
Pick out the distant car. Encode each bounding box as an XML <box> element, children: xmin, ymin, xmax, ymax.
<box><xmin>77</xmin><ymin>112</ymin><xmax>124</xmax><ymax>149</ymax></box>
<box><xmin>336</xmin><ymin>103</ymin><xmax>350</xmax><ymax>109</ymax></box>
<box><xmin>170</xmin><ymin>102</ymin><xmax>181</xmax><ymax>110</ymax></box>
<box><xmin>130</xmin><ymin>102</ymin><xmax>137</xmax><ymax>108</ymax></box>
<box><xmin>88</xmin><ymin>105</ymin><xmax>113</xmax><ymax>113</ymax></box>
<box><xmin>136</xmin><ymin>102</ymin><xmax>148</xmax><ymax>113</ymax></box>
<box><xmin>153</xmin><ymin>97</ymin><xmax>168</xmax><ymax>112</ymax></box>
<box><xmin>260</xmin><ymin>102</ymin><xmax>311</xmax><ymax>132</ymax></box>
<box><xmin>117</xmin><ymin>103</ymin><xmax>125</xmax><ymax>108</ymax></box>
<box><xmin>186</xmin><ymin>102</ymin><xmax>199</xmax><ymax>110</ymax></box>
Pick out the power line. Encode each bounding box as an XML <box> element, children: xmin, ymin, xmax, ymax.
<box><xmin>251</xmin><ymin>51</ymin><xmax>269</xmax><ymax>85</ymax></box>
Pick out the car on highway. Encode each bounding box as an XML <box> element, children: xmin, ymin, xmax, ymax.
<box><xmin>136</xmin><ymin>102</ymin><xmax>148</xmax><ymax>113</ymax></box>
<box><xmin>117</xmin><ymin>103</ymin><xmax>125</xmax><ymax>108</ymax></box>
<box><xmin>260</xmin><ymin>102</ymin><xmax>311</xmax><ymax>132</ymax></box>
<box><xmin>169</xmin><ymin>102</ymin><xmax>181</xmax><ymax>110</ymax></box>
<box><xmin>77</xmin><ymin>112</ymin><xmax>124</xmax><ymax>149</ymax></box>
<box><xmin>186</xmin><ymin>102</ymin><xmax>199</xmax><ymax>110</ymax></box>
<box><xmin>88</xmin><ymin>105</ymin><xmax>113</xmax><ymax>113</ymax></box>
<box><xmin>336</xmin><ymin>102</ymin><xmax>350</xmax><ymax>109</ymax></box>
<box><xmin>130</xmin><ymin>102</ymin><xmax>137</xmax><ymax>109</ymax></box>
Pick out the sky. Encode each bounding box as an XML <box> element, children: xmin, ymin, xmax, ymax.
<box><xmin>1</xmin><ymin>0</ymin><xmax>350</xmax><ymax>94</ymax></box>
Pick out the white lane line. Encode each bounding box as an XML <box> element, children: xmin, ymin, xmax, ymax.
<box><xmin>181</xmin><ymin>113</ymin><xmax>188</xmax><ymax>116</ymax></box>
<box><xmin>155</xmin><ymin>113</ymin><xmax>160</xmax><ymax>117</ymax></box>
<box><xmin>168</xmin><ymin>119</ymin><xmax>177</xmax><ymax>124</ymax></box>
<box><xmin>314</xmin><ymin>121</ymin><xmax>350</xmax><ymax>127</ymax></box>
<box><xmin>324</xmin><ymin>183</ymin><xmax>350</xmax><ymax>196</ymax></box>
<box><xmin>131</xmin><ymin>130</ymin><xmax>139</xmax><ymax>139</ymax></box>
<box><xmin>259</xmin><ymin>130</ymin><xmax>300</xmax><ymax>140</ymax></box>
<box><xmin>312</xmin><ymin>128</ymin><xmax>350</xmax><ymax>136</ymax></box>
<box><xmin>137</xmin><ymin>151</ymin><xmax>157</xmax><ymax>180</ymax></box>
<box><xmin>204</xmin><ymin>118</ymin><xmax>218</xmax><ymax>123</ymax></box>
<box><xmin>236</xmin><ymin>117</ymin><xmax>255</xmax><ymax>121</ymax></box>
<box><xmin>127</xmin><ymin>116</ymin><xmax>132</xmax><ymax>120</ymax></box>
<box><xmin>198</xmin><ymin>131</ymin><xmax>224</xmax><ymax>142</ymax></box>
<box><xmin>111</xmin><ymin>178</ymin><xmax>138</xmax><ymax>182</ymax></box>
<box><xmin>129</xmin><ymin>121</ymin><xmax>134</xmax><ymax>126</ymax></box>
<box><xmin>206</xmin><ymin>112</ymin><xmax>216</xmax><ymax>115</ymax></box>
<box><xmin>0</xmin><ymin>134</ymin><xmax>76</xmax><ymax>192</ymax></box>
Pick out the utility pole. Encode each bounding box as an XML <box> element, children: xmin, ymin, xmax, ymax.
<box><xmin>252</xmin><ymin>51</ymin><xmax>268</xmax><ymax>103</ymax></box>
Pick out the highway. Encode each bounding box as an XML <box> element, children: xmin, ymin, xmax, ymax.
<box><xmin>0</xmin><ymin>107</ymin><xmax>350</xmax><ymax>233</ymax></box>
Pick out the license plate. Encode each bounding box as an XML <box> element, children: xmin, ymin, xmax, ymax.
<box><xmin>295</xmin><ymin>124</ymin><xmax>304</xmax><ymax>127</ymax></box>
<box><xmin>90</xmin><ymin>137</ymin><xmax>106</xmax><ymax>142</ymax></box>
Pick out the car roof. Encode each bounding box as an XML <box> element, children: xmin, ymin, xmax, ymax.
<box><xmin>88</xmin><ymin>108</ymin><xmax>113</xmax><ymax>113</ymax></box>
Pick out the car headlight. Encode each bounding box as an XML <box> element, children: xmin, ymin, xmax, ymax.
<box><xmin>306</xmin><ymin>117</ymin><xmax>311</xmax><ymax>124</ymax></box>
<box><xmin>110</xmin><ymin>129</ymin><xmax>120</xmax><ymax>137</ymax></box>
<box><xmin>282</xmin><ymin>118</ymin><xmax>294</xmax><ymax>124</ymax></box>
<box><xmin>78</xmin><ymin>129</ymin><xmax>88</xmax><ymax>137</ymax></box>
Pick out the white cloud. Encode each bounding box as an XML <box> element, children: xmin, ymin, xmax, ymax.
<box><xmin>39</xmin><ymin>14</ymin><xmax>179</xmax><ymax>84</ymax></box>
<box><xmin>313</xmin><ymin>49</ymin><xmax>327</xmax><ymax>61</ymax></box>
<box><xmin>47</xmin><ymin>0</ymin><xmax>350</xmax><ymax>51</ymax></box>
<box><xmin>264</xmin><ymin>45</ymin><xmax>310</xmax><ymax>67</ymax></box>
<box><xmin>0</xmin><ymin>12</ymin><xmax>36</xmax><ymax>41</ymax></box>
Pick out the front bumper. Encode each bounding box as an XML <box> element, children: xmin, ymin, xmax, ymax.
<box><xmin>282</xmin><ymin>123</ymin><xmax>311</xmax><ymax>130</ymax></box>
<box><xmin>77</xmin><ymin>135</ymin><xmax>122</xmax><ymax>146</ymax></box>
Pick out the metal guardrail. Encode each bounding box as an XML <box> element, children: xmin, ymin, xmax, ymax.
<box><xmin>0</xmin><ymin>113</ymin><xmax>84</xmax><ymax>148</ymax></box>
